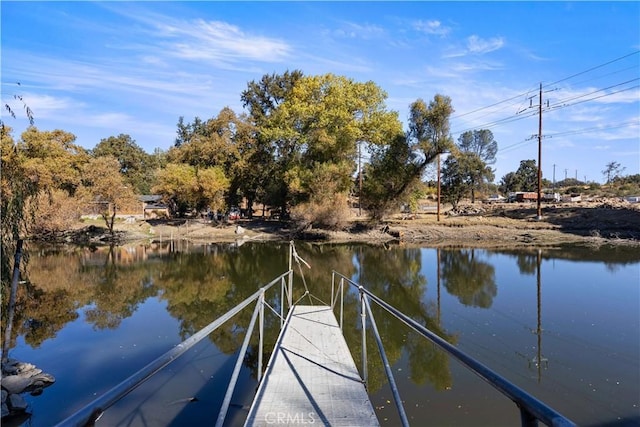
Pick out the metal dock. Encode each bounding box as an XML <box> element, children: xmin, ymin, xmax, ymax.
<box><xmin>244</xmin><ymin>305</ymin><xmax>379</xmax><ymax>426</ymax></box>
<box><xmin>56</xmin><ymin>243</ymin><xmax>576</xmax><ymax>427</ymax></box>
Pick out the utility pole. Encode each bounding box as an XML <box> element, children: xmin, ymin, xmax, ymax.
<box><xmin>358</xmin><ymin>141</ymin><xmax>362</xmax><ymax>217</ymax></box>
<box><xmin>437</xmin><ymin>153</ymin><xmax>441</xmax><ymax>222</ymax></box>
<box><xmin>553</xmin><ymin>164</ymin><xmax>556</xmax><ymax>192</ymax></box>
<box><xmin>537</xmin><ymin>83</ymin><xmax>543</xmax><ymax>220</ymax></box>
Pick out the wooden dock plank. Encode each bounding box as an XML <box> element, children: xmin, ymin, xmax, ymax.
<box><xmin>244</xmin><ymin>305</ymin><xmax>379</xmax><ymax>426</ymax></box>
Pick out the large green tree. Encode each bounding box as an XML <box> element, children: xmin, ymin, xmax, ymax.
<box><xmin>441</xmin><ymin>152</ymin><xmax>494</xmax><ymax>209</ymax></box>
<box><xmin>169</xmin><ymin>108</ymin><xmax>256</xmax><ymax>210</ymax></box>
<box><xmin>152</xmin><ymin>163</ymin><xmax>229</xmax><ymax>216</ymax></box>
<box><xmin>243</xmin><ymin>72</ymin><xmax>402</xmax><ymax>226</ymax></box>
<box><xmin>499</xmin><ymin>159</ymin><xmax>538</xmax><ymax>193</ymax></box>
<box><xmin>92</xmin><ymin>134</ymin><xmax>154</xmax><ymax>194</ymax></box>
<box><xmin>240</xmin><ymin>70</ymin><xmax>304</xmax><ymax>213</ymax></box>
<box><xmin>362</xmin><ymin>95</ymin><xmax>454</xmax><ymax>220</ymax></box>
<box><xmin>456</xmin><ymin>130</ymin><xmax>497</xmax><ymax>202</ymax></box>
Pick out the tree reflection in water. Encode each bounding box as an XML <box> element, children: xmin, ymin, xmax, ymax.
<box><xmin>440</xmin><ymin>248</ymin><xmax>497</xmax><ymax>308</ymax></box>
<box><xmin>3</xmin><ymin>241</ymin><xmax>638</xmax><ymax>426</ymax></box>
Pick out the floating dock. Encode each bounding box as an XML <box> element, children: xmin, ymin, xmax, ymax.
<box><xmin>244</xmin><ymin>305</ymin><xmax>379</xmax><ymax>426</ymax></box>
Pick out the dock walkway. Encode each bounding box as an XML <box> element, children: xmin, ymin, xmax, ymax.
<box><xmin>244</xmin><ymin>305</ymin><xmax>379</xmax><ymax>426</ymax></box>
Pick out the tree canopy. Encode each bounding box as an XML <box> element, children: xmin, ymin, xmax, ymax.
<box><xmin>499</xmin><ymin>159</ymin><xmax>538</xmax><ymax>193</ymax></box>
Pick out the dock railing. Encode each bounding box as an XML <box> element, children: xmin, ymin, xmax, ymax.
<box><xmin>56</xmin><ymin>269</ymin><xmax>294</xmax><ymax>427</ymax></box>
<box><xmin>331</xmin><ymin>271</ymin><xmax>576</xmax><ymax>427</ymax></box>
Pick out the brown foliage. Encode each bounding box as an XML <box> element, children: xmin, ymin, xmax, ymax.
<box><xmin>29</xmin><ymin>190</ymin><xmax>81</xmax><ymax>233</ymax></box>
<box><xmin>290</xmin><ymin>193</ymin><xmax>351</xmax><ymax>231</ymax></box>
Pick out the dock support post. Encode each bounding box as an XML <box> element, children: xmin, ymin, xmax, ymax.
<box><xmin>258</xmin><ymin>290</ymin><xmax>265</xmax><ymax>383</ymax></box>
<box><xmin>360</xmin><ymin>287</ymin><xmax>368</xmax><ymax>388</ymax></box>
<box><xmin>288</xmin><ymin>242</ymin><xmax>293</xmax><ymax>308</ymax></box>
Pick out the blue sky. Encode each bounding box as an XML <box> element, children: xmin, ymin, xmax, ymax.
<box><xmin>2</xmin><ymin>1</ymin><xmax>639</xmax><ymax>184</ymax></box>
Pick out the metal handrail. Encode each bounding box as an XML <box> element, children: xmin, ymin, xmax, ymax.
<box><xmin>361</xmin><ymin>289</ymin><xmax>410</xmax><ymax>427</ymax></box>
<box><xmin>331</xmin><ymin>271</ymin><xmax>576</xmax><ymax>427</ymax></box>
<box><xmin>55</xmin><ymin>270</ymin><xmax>291</xmax><ymax>427</ymax></box>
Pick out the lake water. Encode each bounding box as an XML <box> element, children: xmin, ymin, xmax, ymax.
<box><xmin>2</xmin><ymin>240</ymin><xmax>639</xmax><ymax>426</ymax></box>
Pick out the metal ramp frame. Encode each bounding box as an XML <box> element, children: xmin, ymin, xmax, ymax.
<box><xmin>56</xmin><ymin>241</ymin><xmax>576</xmax><ymax>427</ymax></box>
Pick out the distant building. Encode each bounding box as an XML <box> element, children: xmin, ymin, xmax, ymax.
<box><xmin>561</xmin><ymin>194</ymin><xmax>582</xmax><ymax>202</ymax></box>
<box><xmin>139</xmin><ymin>195</ymin><xmax>169</xmax><ymax>219</ymax></box>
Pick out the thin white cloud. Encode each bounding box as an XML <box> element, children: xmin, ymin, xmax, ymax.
<box><xmin>413</xmin><ymin>19</ymin><xmax>451</xmax><ymax>37</ymax></box>
<box><xmin>443</xmin><ymin>35</ymin><xmax>505</xmax><ymax>58</ymax></box>
<box><xmin>467</xmin><ymin>35</ymin><xmax>505</xmax><ymax>54</ymax></box>
<box><xmin>159</xmin><ymin>19</ymin><xmax>291</xmax><ymax>64</ymax></box>
<box><xmin>450</xmin><ymin>60</ymin><xmax>503</xmax><ymax>73</ymax></box>
<box><xmin>98</xmin><ymin>2</ymin><xmax>292</xmax><ymax>65</ymax></box>
<box><xmin>332</xmin><ymin>21</ymin><xmax>386</xmax><ymax>40</ymax></box>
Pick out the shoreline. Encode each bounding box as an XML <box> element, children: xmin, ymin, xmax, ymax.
<box><xmin>34</xmin><ymin>202</ymin><xmax>640</xmax><ymax>249</ymax></box>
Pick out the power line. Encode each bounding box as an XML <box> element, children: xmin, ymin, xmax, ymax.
<box><xmin>545</xmin><ymin>120</ymin><xmax>639</xmax><ymax>139</ymax></box>
<box><xmin>450</xmin><ymin>51</ymin><xmax>639</xmax><ymax>135</ymax></box>
<box><xmin>545</xmin><ymin>50</ymin><xmax>640</xmax><ymax>88</ymax></box>
<box><xmin>452</xmin><ymin>81</ymin><xmax>638</xmax><ymax>136</ymax></box>
<box><xmin>451</xmin><ymin>85</ymin><xmax>537</xmax><ymax>120</ymax></box>
<box><xmin>548</xmin><ymin>78</ymin><xmax>639</xmax><ymax>108</ymax></box>
<box><xmin>548</xmin><ymin>85</ymin><xmax>639</xmax><ymax>111</ymax></box>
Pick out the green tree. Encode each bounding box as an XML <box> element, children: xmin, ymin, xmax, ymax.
<box><xmin>362</xmin><ymin>95</ymin><xmax>454</xmax><ymax>220</ymax></box>
<box><xmin>246</xmin><ymin>72</ymin><xmax>402</xmax><ymax>226</ymax></box>
<box><xmin>241</xmin><ymin>70</ymin><xmax>304</xmax><ymax>213</ymax></box>
<box><xmin>19</xmin><ymin>127</ymin><xmax>87</xmax><ymax>196</ymax></box>
<box><xmin>442</xmin><ymin>152</ymin><xmax>494</xmax><ymax>208</ymax></box>
<box><xmin>408</xmin><ymin>95</ymin><xmax>455</xmax><ymax>166</ymax></box>
<box><xmin>170</xmin><ymin>108</ymin><xmax>256</xmax><ymax>210</ymax></box>
<box><xmin>500</xmin><ymin>159</ymin><xmax>538</xmax><ymax>193</ymax></box>
<box><xmin>457</xmin><ymin>130</ymin><xmax>498</xmax><ymax>202</ymax></box>
<box><xmin>153</xmin><ymin>163</ymin><xmax>229</xmax><ymax>216</ymax></box>
<box><xmin>498</xmin><ymin>171</ymin><xmax>517</xmax><ymax>194</ymax></box>
<box><xmin>361</xmin><ymin>134</ymin><xmax>420</xmax><ymax>219</ymax></box>
<box><xmin>92</xmin><ymin>134</ymin><xmax>154</xmax><ymax>194</ymax></box>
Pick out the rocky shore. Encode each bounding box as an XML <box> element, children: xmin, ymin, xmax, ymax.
<box><xmin>1</xmin><ymin>359</ymin><xmax>55</xmax><ymax>422</ymax></box>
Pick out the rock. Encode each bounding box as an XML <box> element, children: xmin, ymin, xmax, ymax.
<box><xmin>1</xmin><ymin>376</ymin><xmax>32</xmax><ymax>394</ymax></box>
<box><xmin>1</xmin><ymin>403</ymin><xmax>8</xmax><ymax>418</ymax></box>
<box><xmin>7</xmin><ymin>394</ymin><xmax>27</xmax><ymax>412</ymax></box>
<box><xmin>1</xmin><ymin>390</ymin><xmax>7</xmax><ymax>403</ymax></box>
<box><xmin>15</xmin><ymin>363</ymin><xmax>36</xmax><ymax>374</ymax></box>
<box><xmin>2</xmin><ymin>364</ymin><xmax>18</xmax><ymax>375</ymax></box>
<box><xmin>1</xmin><ymin>371</ymin><xmax>55</xmax><ymax>394</ymax></box>
<box><xmin>235</xmin><ymin>225</ymin><xmax>245</xmax><ymax>234</ymax></box>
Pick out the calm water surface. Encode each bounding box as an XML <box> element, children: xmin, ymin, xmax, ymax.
<box><xmin>2</xmin><ymin>241</ymin><xmax>639</xmax><ymax>426</ymax></box>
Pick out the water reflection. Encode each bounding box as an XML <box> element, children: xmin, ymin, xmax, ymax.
<box><xmin>1</xmin><ymin>241</ymin><xmax>638</xmax><ymax>426</ymax></box>
<box><xmin>357</xmin><ymin>246</ymin><xmax>454</xmax><ymax>391</ymax></box>
<box><xmin>440</xmin><ymin>249</ymin><xmax>497</xmax><ymax>308</ymax></box>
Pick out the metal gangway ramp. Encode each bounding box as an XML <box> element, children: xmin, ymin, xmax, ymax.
<box><xmin>244</xmin><ymin>305</ymin><xmax>378</xmax><ymax>426</ymax></box>
<box><xmin>57</xmin><ymin>241</ymin><xmax>576</xmax><ymax>427</ymax></box>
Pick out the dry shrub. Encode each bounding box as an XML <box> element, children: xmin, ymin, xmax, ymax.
<box><xmin>30</xmin><ymin>190</ymin><xmax>82</xmax><ymax>233</ymax></box>
<box><xmin>291</xmin><ymin>193</ymin><xmax>351</xmax><ymax>231</ymax></box>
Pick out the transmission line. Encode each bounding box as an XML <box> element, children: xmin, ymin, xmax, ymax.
<box><xmin>450</xmin><ymin>51</ymin><xmax>639</xmax><ymax>136</ymax></box>
<box><xmin>545</xmin><ymin>50</ymin><xmax>639</xmax><ymax>88</ymax></box>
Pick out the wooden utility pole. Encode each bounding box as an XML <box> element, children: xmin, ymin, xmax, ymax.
<box><xmin>537</xmin><ymin>83</ymin><xmax>543</xmax><ymax>220</ymax></box>
<box><xmin>437</xmin><ymin>153</ymin><xmax>441</xmax><ymax>222</ymax></box>
<box><xmin>358</xmin><ymin>141</ymin><xmax>362</xmax><ymax>217</ymax></box>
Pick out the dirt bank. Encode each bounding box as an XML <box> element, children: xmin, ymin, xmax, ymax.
<box><xmin>57</xmin><ymin>199</ymin><xmax>639</xmax><ymax>249</ymax></box>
